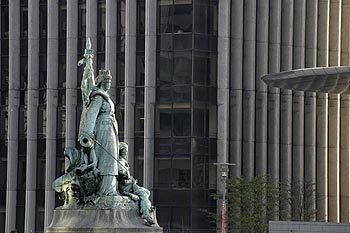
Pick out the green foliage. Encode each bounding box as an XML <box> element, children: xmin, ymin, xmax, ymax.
<box><xmin>204</xmin><ymin>176</ymin><xmax>316</xmax><ymax>233</ymax></box>
<box><xmin>226</xmin><ymin>176</ymin><xmax>280</xmax><ymax>233</ymax></box>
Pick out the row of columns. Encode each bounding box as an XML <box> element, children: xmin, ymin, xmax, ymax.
<box><xmin>219</xmin><ymin>0</ymin><xmax>350</xmax><ymax>223</ymax></box>
<box><xmin>3</xmin><ymin>0</ymin><xmax>144</xmax><ymax>231</ymax></box>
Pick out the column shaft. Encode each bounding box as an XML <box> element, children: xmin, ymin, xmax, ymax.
<box><xmin>304</xmin><ymin>0</ymin><xmax>317</xmax><ymax>221</ymax></box>
<box><xmin>106</xmin><ymin>0</ymin><xmax>118</xmax><ymax>100</ymax></box>
<box><xmin>5</xmin><ymin>1</ymin><xmax>20</xmax><ymax>232</ymax></box>
<box><xmin>340</xmin><ymin>0</ymin><xmax>350</xmax><ymax>223</ymax></box>
<box><xmin>292</xmin><ymin>0</ymin><xmax>306</xmax><ymax>219</ymax></box>
<box><xmin>66</xmin><ymin>0</ymin><xmax>78</xmax><ymax>147</ymax></box>
<box><xmin>25</xmin><ymin>0</ymin><xmax>40</xmax><ymax>232</ymax></box>
<box><xmin>144</xmin><ymin>0</ymin><xmax>157</xmax><ymax>193</ymax></box>
<box><xmin>243</xmin><ymin>0</ymin><xmax>256</xmax><ymax>178</ymax></box>
<box><xmin>280</xmin><ymin>0</ymin><xmax>293</xmax><ymax>219</ymax></box>
<box><xmin>328</xmin><ymin>0</ymin><xmax>342</xmax><ymax>222</ymax></box>
<box><xmin>340</xmin><ymin>95</ymin><xmax>350</xmax><ymax>222</ymax></box>
<box><xmin>44</xmin><ymin>0</ymin><xmax>59</xmax><ymax>227</ymax></box>
<box><xmin>316</xmin><ymin>0</ymin><xmax>330</xmax><ymax>222</ymax></box>
<box><xmin>268</xmin><ymin>0</ymin><xmax>281</xmax><ymax>183</ymax></box>
<box><xmin>255</xmin><ymin>0</ymin><xmax>268</xmax><ymax>176</ymax></box>
<box><xmin>230</xmin><ymin>0</ymin><xmax>243</xmax><ymax>177</ymax></box>
<box><xmin>125</xmin><ymin>0</ymin><xmax>137</xmax><ymax>173</ymax></box>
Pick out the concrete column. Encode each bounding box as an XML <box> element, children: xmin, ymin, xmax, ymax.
<box><xmin>255</xmin><ymin>0</ymin><xmax>268</xmax><ymax>176</ymax></box>
<box><xmin>106</xmin><ymin>0</ymin><xmax>118</xmax><ymax>101</ymax></box>
<box><xmin>316</xmin><ymin>0</ymin><xmax>329</xmax><ymax>222</ymax></box>
<box><xmin>328</xmin><ymin>94</ymin><xmax>340</xmax><ymax>222</ymax></box>
<box><xmin>66</xmin><ymin>0</ymin><xmax>78</xmax><ymax>148</ymax></box>
<box><xmin>125</xmin><ymin>0</ymin><xmax>137</xmax><ymax>173</ymax></box>
<box><xmin>86</xmin><ymin>0</ymin><xmax>98</xmax><ymax>72</ymax></box>
<box><xmin>243</xmin><ymin>0</ymin><xmax>256</xmax><ymax>179</ymax></box>
<box><xmin>5</xmin><ymin>1</ymin><xmax>20</xmax><ymax>232</ymax></box>
<box><xmin>217</xmin><ymin>0</ymin><xmax>231</xmax><ymax>200</ymax></box>
<box><xmin>44</xmin><ymin>0</ymin><xmax>59</xmax><ymax>227</ymax></box>
<box><xmin>340</xmin><ymin>0</ymin><xmax>350</xmax><ymax>223</ymax></box>
<box><xmin>268</xmin><ymin>0</ymin><xmax>281</xmax><ymax>220</ymax></box>
<box><xmin>340</xmin><ymin>95</ymin><xmax>350</xmax><ymax>222</ymax></box>
<box><xmin>280</xmin><ymin>0</ymin><xmax>293</xmax><ymax>219</ymax></box>
<box><xmin>230</xmin><ymin>0</ymin><xmax>243</xmax><ymax>177</ymax></box>
<box><xmin>304</xmin><ymin>0</ymin><xmax>317</xmax><ymax>221</ymax></box>
<box><xmin>292</xmin><ymin>0</ymin><xmax>305</xmax><ymax>220</ymax></box>
<box><xmin>24</xmin><ymin>0</ymin><xmax>40</xmax><ymax>232</ymax></box>
<box><xmin>144</xmin><ymin>0</ymin><xmax>156</xmax><ymax>193</ymax></box>
<box><xmin>328</xmin><ymin>0</ymin><xmax>342</xmax><ymax>222</ymax></box>
<box><xmin>267</xmin><ymin>0</ymin><xmax>281</xmax><ymax>183</ymax></box>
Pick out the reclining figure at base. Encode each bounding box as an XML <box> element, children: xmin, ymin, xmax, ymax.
<box><xmin>118</xmin><ymin>142</ymin><xmax>156</xmax><ymax>226</ymax></box>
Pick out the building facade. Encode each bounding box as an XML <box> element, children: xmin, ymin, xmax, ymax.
<box><xmin>1</xmin><ymin>0</ymin><xmax>350</xmax><ymax>232</ymax></box>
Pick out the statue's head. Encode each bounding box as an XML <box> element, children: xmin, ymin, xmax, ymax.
<box><xmin>95</xmin><ymin>69</ymin><xmax>112</xmax><ymax>91</ymax></box>
<box><xmin>119</xmin><ymin>142</ymin><xmax>128</xmax><ymax>160</ymax></box>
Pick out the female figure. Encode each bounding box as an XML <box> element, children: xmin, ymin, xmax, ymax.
<box><xmin>79</xmin><ymin>69</ymin><xmax>119</xmax><ymax>196</ymax></box>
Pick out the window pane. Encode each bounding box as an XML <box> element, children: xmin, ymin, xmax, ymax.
<box><xmin>172</xmin><ymin>137</ymin><xmax>191</xmax><ymax>154</ymax></box>
<box><xmin>155</xmin><ymin>156</ymin><xmax>172</xmax><ymax>188</ymax></box>
<box><xmin>173</xmin><ymin>3</ymin><xmax>192</xmax><ymax>33</ymax></box>
<box><xmin>156</xmin><ymin>105</ymin><xmax>172</xmax><ymax>137</ymax></box>
<box><xmin>155</xmin><ymin>137</ymin><xmax>172</xmax><ymax>154</ymax></box>
<box><xmin>173</xmin><ymin>86</ymin><xmax>191</xmax><ymax>102</ymax></box>
<box><xmin>173</xmin><ymin>107</ymin><xmax>191</xmax><ymax>136</ymax></box>
<box><xmin>193</xmin><ymin>107</ymin><xmax>208</xmax><ymax>137</ymax></box>
<box><xmin>173</xmin><ymin>33</ymin><xmax>191</xmax><ymax>50</ymax></box>
<box><xmin>173</xmin><ymin>51</ymin><xmax>191</xmax><ymax>84</ymax></box>
<box><xmin>158</xmin><ymin>4</ymin><xmax>173</xmax><ymax>33</ymax></box>
<box><xmin>158</xmin><ymin>51</ymin><xmax>173</xmax><ymax>85</ymax></box>
<box><xmin>157</xmin><ymin>34</ymin><xmax>173</xmax><ymax>51</ymax></box>
<box><xmin>194</xmin><ymin>4</ymin><xmax>218</xmax><ymax>35</ymax></box>
<box><xmin>135</xmin><ymin>105</ymin><xmax>144</xmax><ymax>136</ymax></box>
<box><xmin>136</xmin><ymin>53</ymin><xmax>145</xmax><ymax>86</ymax></box>
<box><xmin>157</xmin><ymin>86</ymin><xmax>173</xmax><ymax>103</ymax></box>
<box><xmin>136</xmin><ymin>0</ymin><xmax>145</xmax><ymax>34</ymax></box>
<box><xmin>194</xmin><ymin>34</ymin><xmax>217</xmax><ymax>52</ymax></box>
<box><xmin>172</xmin><ymin>154</ymin><xmax>191</xmax><ymax>188</ymax></box>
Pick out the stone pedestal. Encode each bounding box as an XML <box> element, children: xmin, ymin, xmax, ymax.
<box><xmin>46</xmin><ymin>196</ymin><xmax>163</xmax><ymax>233</ymax></box>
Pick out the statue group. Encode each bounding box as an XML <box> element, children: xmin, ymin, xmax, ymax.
<box><xmin>49</xmin><ymin>39</ymin><xmax>160</xmax><ymax>232</ymax></box>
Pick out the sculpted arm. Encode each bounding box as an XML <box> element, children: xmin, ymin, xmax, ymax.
<box><xmin>79</xmin><ymin>95</ymin><xmax>103</xmax><ymax>147</ymax></box>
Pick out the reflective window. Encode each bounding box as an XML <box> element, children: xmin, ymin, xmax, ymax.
<box><xmin>137</xmin><ymin>0</ymin><xmax>145</xmax><ymax>34</ymax></box>
<box><xmin>173</xmin><ymin>2</ymin><xmax>192</xmax><ymax>33</ymax></box>
<box><xmin>158</xmin><ymin>51</ymin><xmax>173</xmax><ymax>85</ymax></box>
<box><xmin>158</xmin><ymin>0</ymin><xmax>192</xmax><ymax>34</ymax></box>
<box><xmin>173</xmin><ymin>107</ymin><xmax>190</xmax><ymax>136</ymax></box>
<box><xmin>154</xmin><ymin>158</ymin><xmax>192</xmax><ymax>188</ymax></box>
<box><xmin>20</xmin><ymin>6</ymin><xmax>28</xmax><ymax>38</ymax></box>
<box><xmin>173</xmin><ymin>51</ymin><xmax>191</xmax><ymax>84</ymax></box>
<box><xmin>135</xmin><ymin>105</ymin><xmax>144</xmax><ymax>137</ymax></box>
<box><xmin>97</xmin><ymin>1</ymin><xmax>106</xmax><ymax>53</ymax></box>
<box><xmin>193</xmin><ymin>52</ymin><xmax>217</xmax><ymax>85</ymax></box>
<box><xmin>156</xmin><ymin>104</ymin><xmax>191</xmax><ymax>137</ymax></box>
<box><xmin>1</xmin><ymin>3</ymin><xmax>9</xmax><ymax>39</ymax></box>
<box><xmin>39</xmin><ymin>2</ymin><xmax>47</xmax><ymax>37</ymax></box>
<box><xmin>136</xmin><ymin>53</ymin><xmax>145</xmax><ymax>85</ymax></box>
<box><xmin>194</xmin><ymin>2</ymin><xmax>218</xmax><ymax>35</ymax></box>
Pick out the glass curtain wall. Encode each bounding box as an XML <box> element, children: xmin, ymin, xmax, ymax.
<box><xmin>154</xmin><ymin>0</ymin><xmax>217</xmax><ymax>230</ymax></box>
